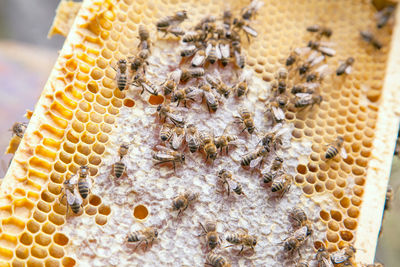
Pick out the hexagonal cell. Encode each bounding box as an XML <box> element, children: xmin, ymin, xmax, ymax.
<box><xmin>62</xmin><ymin>257</ymin><xmax>76</xmax><ymax>267</ymax></box>
<box><xmin>53</xmin><ymin>233</ymin><xmax>69</xmax><ymax>247</ymax></box>
<box><xmin>133</xmin><ymin>204</ymin><xmax>148</xmax><ymax>220</ymax></box>
<box><xmin>34</xmin><ymin>233</ymin><xmax>52</xmax><ymax>247</ymax></box>
<box><xmin>2</xmin><ymin>217</ymin><xmax>25</xmax><ymax>235</ymax></box>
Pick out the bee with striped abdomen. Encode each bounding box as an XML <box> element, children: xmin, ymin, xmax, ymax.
<box><xmin>185</xmin><ymin>124</ymin><xmax>201</xmax><ymax>153</ymax></box>
<box><xmin>294</xmin><ymin>93</ymin><xmax>323</xmax><ymax>108</ymax></box>
<box><xmin>180</xmin><ymin>44</ymin><xmax>197</xmax><ymax>58</ymax></box>
<box><xmin>306</xmin><ymin>25</ymin><xmax>332</xmax><ymax>38</ymax></box>
<box><xmin>271</xmin><ymin>173</ymin><xmax>293</xmax><ymax>197</ymax></box>
<box><xmin>206</xmin><ymin>73</ymin><xmax>230</xmax><ymax>98</ymax></box>
<box><xmin>330</xmin><ymin>245</ymin><xmax>356</xmax><ymax>266</ymax></box>
<box><xmin>152</xmin><ymin>145</ymin><xmax>185</xmax><ymax>171</ymax></box>
<box><xmin>113</xmin><ymin>143</ymin><xmax>130</xmax><ymax>178</ymax></box>
<box><xmin>206</xmin><ymin>39</ymin><xmax>222</xmax><ymax>64</ymax></box>
<box><xmin>291</xmin><ymin>82</ymin><xmax>320</xmax><ymax>95</ymax></box>
<box><xmin>234</xmin><ymin>107</ymin><xmax>255</xmax><ymax>134</ymax></box>
<box><xmin>156</xmin><ymin>104</ymin><xmax>185</xmax><ymax>126</ymax></box>
<box><xmin>159</xmin><ymin>123</ymin><xmax>175</xmax><ymax>142</ymax></box>
<box><xmin>172</xmin><ymin>190</ymin><xmax>199</xmax><ymax>215</ymax></box>
<box><xmin>191</xmin><ymin>49</ymin><xmax>207</xmax><ymax>67</ymax></box>
<box><xmin>180</xmin><ymin>67</ymin><xmax>205</xmax><ymax>82</ymax></box>
<box><xmin>132</xmin><ymin>74</ymin><xmax>159</xmax><ymax>96</ymax></box>
<box><xmin>232</xmin><ymin>18</ymin><xmax>258</xmax><ymax>42</ymax></box>
<box><xmin>200</xmin><ymin>83</ymin><xmax>219</xmax><ymax>113</ymax></box>
<box><xmin>360</xmin><ymin>31</ymin><xmax>382</xmax><ymax>50</ymax></box>
<box><xmin>113</xmin><ymin>59</ymin><xmax>129</xmax><ymax>91</ymax></box>
<box><xmin>217</xmin><ymin>169</ymin><xmax>245</xmax><ymax>197</ymax></box>
<box><xmin>172</xmin><ymin>87</ymin><xmax>199</xmax><ymax>107</ymax></box>
<box><xmin>127</xmin><ymin>227</ymin><xmax>158</xmax><ymax>251</ymax></box>
<box><xmin>61</xmin><ymin>177</ymin><xmax>82</xmax><ymax>214</ymax></box>
<box><xmin>138</xmin><ymin>25</ymin><xmax>150</xmax><ymax>50</ymax></box>
<box><xmin>226</xmin><ymin>229</ymin><xmax>257</xmax><ymax>255</ymax></box>
<box><xmin>241</xmin><ymin>146</ymin><xmax>268</xmax><ymax>168</ymax></box>
<box><xmin>283</xmin><ymin>224</ymin><xmax>312</xmax><ymax>253</ymax></box>
<box><xmin>170</xmin><ymin>125</ymin><xmax>185</xmax><ymax>150</ymax></box>
<box><xmin>199</xmin><ymin>220</ymin><xmax>221</xmax><ymax>250</ymax></box>
<box><xmin>205</xmin><ymin>252</ymin><xmax>231</xmax><ymax>267</ymax></box>
<box><xmin>325</xmin><ymin>136</ymin><xmax>347</xmax><ymax>160</ymax></box>
<box><xmin>11</xmin><ymin>122</ymin><xmax>27</xmax><ymax>138</ymax></box>
<box><xmin>315</xmin><ymin>247</ymin><xmax>333</xmax><ymax>267</ymax></box>
<box><xmin>296</xmin><ymin>260</ymin><xmax>309</xmax><ymax>267</ymax></box>
<box><xmin>288</xmin><ymin>207</ymin><xmax>309</xmax><ymax>228</ymax></box>
<box><xmin>199</xmin><ymin>131</ymin><xmax>218</xmax><ymax>162</ymax></box>
<box><xmin>336</xmin><ymin>57</ymin><xmax>354</xmax><ymax>76</ymax></box>
<box><xmin>156</xmin><ymin>10</ymin><xmax>187</xmax><ymax>31</ymax></box>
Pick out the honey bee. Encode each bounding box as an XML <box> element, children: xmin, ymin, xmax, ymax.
<box><xmin>291</xmin><ymin>82</ymin><xmax>320</xmax><ymax>95</ymax></box>
<box><xmin>113</xmin><ymin>160</ymin><xmax>126</xmax><ymax>179</ymax></box>
<box><xmin>172</xmin><ymin>87</ymin><xmax>199</xmax><ymax>107</ymax></box>
<box><xmin>205</xmin><ymin>252</ymin><xmax>231</xmax><ymax>267</ymax></box>
<box><xmin>294</xmin><ymin>93</ymin><xmax>323</xmax><ymax>108</ymax></box>
<box><xmin>241</xmin><ymin>0</ymin><xmax>263</xmax><ymax>20</ymax></box>
<box><xmin>180</xmin><ymin>67</ymin><xmax>205</xmax><ymax>82</ymax></box>
<box><xmin>205</xmin><ymin>39</ymin><xmax>222</xmax><ymax>64</ymax></box>
<box><xmin>206</xmin><ymin>73</ymin><xmax>230</xmax><ymax>98</ymax></box>
<box><xmin>129</xmin><ymin>52</ymin><xmax>149</xmax><ymax>74</ymax></box>
<box><xmin>232</xmin><ymin>41</ymin><xmax>245</xmax><ymax>68</ymax></box>
<box><xmin>262</xmin><ymin>171</ymin><xmax>278</xmax><ymax>184</ymax></box>
<box><xmin>132</xmin><ymin>74</ymin><xmax>159</xmax><ymax>96</ymax></box>
<box><xmin>11</xmin><ymin>122</ymin><xmax>27</xmax><ymax>138</ymax></box>
<box><xmin>336</xmin><ymin>57</ymin><xmax>355</xmax><ymax>76</ymax></box>
<box><xmin>214</xmin><ymin>133</ymin><xmax>243</xmax><ymax>154</ymax></box>
<box><xmin>325</xmin><ymin>136</ymin><xmax>347</xmax><ymax>159</ymax></box>
<box><xmin>156</xmin><ymin>104</ymin><xmax>185</xmax><ymax>126</ymax></box>
<box><xmin>61</xmin><ymin>178</ymin><xmax>82</xmax><ymax>214</ymax></box>
<box><xmin>272</xmin><ymin>67</ymin><xmax>288</xmax><ymax>95</ymax></box>
<box><xmin>270</xmin><ymin>156</ymin><xmax>283</xmax><ymax>172</ymax></box>
<box><xmin>191</xmin><ymin>49</ymin><xmax>206</xmax><ymax>67</ymax></box>
<box><xmin>170</xmin><ymin>125</ymin><xmax>185</xmax><ymax>150</ymax></box>
<box><xmin>240</xmin><ymin>146</ymin><xmax>268</xmax><ymax>168</ymax></box>
<box><xmin>288</xmin><ymin>207</ymin><xmax>309</xmax><ymax>227</ymax></box>
<box><xmin>152</xmin><ymin>145</ymin><xmax>185</xmax><ymax>171</ymax></box>
<box><xmin>330</xmin><ymin>245</ymin><xmax>356</xmax><ymax>266</ymax></box>
<box><xmin>159</xmin><ymin>123</ymin><xmax>175</xmax><ymax>142</ymax></box>
<box><xmin>234</xmin><ymin>80</ymin><xmax>248</xmax><ymax>97</ymax></box>
<box><xmin>296</xmin><ymin>260</ymin><xmax>309</xmax><ymax>267</ymax></box>
<box><xmin>156</xmin><ymin>10</ymin><xmax>188</xmax><ymax>30</ymax></box>
<box><xmin>181</xmin><ymin>45</ymin><xmax>198</xmax><ymax>57</ymax></box>
<box><xmin>68</xmin><ymin>165</ymin><xmax>91</xmax><ymax>199</ymax></box>
<box><xmin>226</xmin><ymin>229</ymin><xmax>257</xmax><ymax>255</ymax></box>
<box><xmin>283</xmin><ymin>224</ymin><xmax>312</xmax><ymax>253</ymax></box>
<box><xmin>218</xmin><ymin>169</ymin><xmax>245</xmax><ymax>196</ymax></box>
<box><xmin>315</xmin><ymin>247</ymin><xmax>333</xmax><ymax>267</ymax></box>
<box><xmin>384</xmin><ymin>185</ymin><xmax>393</xmax><ymax>211</ymax></box>
<box><xmin>376</xmin><ymin>5</ymin><xmax>395</xmax><ymax>28</ymax></box>
<box><xmin>185</xmin><ymin>124</ymin><xmax>201</xmax><ymax>153</ymax></box>
<box><xmin>223</xmin><ymin>10</ymin><xmax>232</xmax><ymax>29</ymax></box>
<box><xmin>172</xmin><ymin>190</ymin><xmax>199</xmax><ymax>215</ymax></box>
<box><xmin>298</xmin><ymin>51</ymin><xmax>326</xmax><ymax>75</ymax></box>
<box><xmin>360</xmin><ymin>31</ymin><xmax>382</xmax><ymax>50</ymax></box>
<box><xmin>113</xmin><ymin>59</ymin><xmax>129</xmax><ymax>91</ymax></box>
<box><xmin>161</xmin><ymin>69</ymin><xmax>181</xmax><ymax>95</ymax></box>
<box><xmin>199</xmin><ymin>220</ymin><xmax>221</xmax><ymax>250</ymax></box>
<box><xmin>271</xmin><ymin>173</ymin><xmax>293</xmax><ymax>197</ymax></box>
<box><xmin>127</xmin><ymin>227</ymin><xmax>158</xmax><ymax>251</ymax></box>
<box><xmin>259</xmin><ymin>127</ymin><xmax>287</xmax><ymax>151</ymax></box>
<box><xmin>194</xmin><ymin>15</ymin><xmax>216</xmax><ymax>31</ymax></box>
<box><xmin>119</xmin><ymin>143</ymin><xmax>130</xmax><ymax>158</ymax></box>
<box><xmin>307</xmin><ymin>41</ymin><xmax>336</xmax><ymax>57</ymax></box>
<box><xmin>306</xmin><ymin>25</ymin><xmax>332</xmax><ymax>38</ymax></box>
<box><xmin>266</xmin><ymin>96</ymin><xmax>287</xmax><ymax>123</ymax></box>
<box><xmin>138</xmin><ymin>25</ymin><xmax>150</xmax><ymax>50</ymax></box>
<box><xmin>232</xmin><ymin>18</ymin><xmax>258</xmax><ymax>41</ymax></box>
<box><xmin>199</xmin><ymin>131</ymin><xmax>218</xmax><ymax>162</ymax></box>
<box><xmin>286</xmin><ymin>50</ymin><xmax>299</xmax><ymax>67</ymax></box>
<box><xmin>183</xmin><ymin>30</ymin><xmax>207</xmax><ymax>43</ymax></box>
<box><xmin>200</xmin><ymin>83</ymin><xmax>219</xmax><ymax>113</ymax></box>
<box><xmin>219</xmin><ymin>41</ymin><xmax>231</xmax><ymax>67</ymax></box>
<box><xmin>305</xmin><ymin>64</ymin><xmax>329</xmax><ymax>82</ymax></box>
<box><xmin>234</xmin><ymin>107</ymin><xmax>255</xmax><ymax>134</ymax></box>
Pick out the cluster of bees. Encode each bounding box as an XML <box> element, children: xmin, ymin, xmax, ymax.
<box><xmin>53</xmin><ymin>1</ymin><xmax>396</xmax><ymax>266</ymax></box>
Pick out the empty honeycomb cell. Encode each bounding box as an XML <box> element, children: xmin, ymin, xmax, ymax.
<box><xmin>353</xmin><ymin>186</ymin><xmax>364</xmax><ymax>197</ymax></box>
<box><xmin>336</xmin><ymin>178</ymin><xmax>346</xmax><ymax>188</ymax></box>
<box><xmin>339</xmin><ymin>162</ymin><xmax>351</xmax><ymax>174</ymax></box>
<box><xmin>45</xmin><ymin>258</ymin><xmax>60</xmax><ymax>267</ymax></box>
<box><xmin>29</xmin><ymin>157</ymin><xmax>52</xmax><ymax>174</ymax></box>
<box><xmin>133</xmin><ymin>205</ymin><xmax>148</xmax><ymax>220</ymax></box>
<box><xmin>330</xmin><ymin>210</ymin><xmax>343</xmax><ymax>222</ymax></box>
<box><xmin>37</xmin><ymin>201</ymin><xmax>51</xmax><ymax>214</ymax></box>
<box><xmin>80</xmin><ymin>132</ymin><xmax>95</xmax><ymax>145</ymax></box>
<box><xmin>31</xmin><ymin>245</ymin><xmax>48</xmax><ymax>259</ymax></box>
<box><xmin>73</xmin><ymin>154</ymin><xmax>88</xmax><ymax>167</ymax></box>
<box><xmin>325</xmin><ymin>180</ymin><xmax>336</xmax><ymax>191</ymax></box>
<box><xmin>95</xmin><ymin>94</ymin><xmax>110</xmax><ymax>107</ymax></box>
<box><xmin>340</xmin><ymin>197</ymin><xmax>351</xmax><ymax>209</ymax></box>
<box><xmin>83</xmin><ymin>91</ymin><xmax>95</xmax><ymax>103</ymax></box>
<box><xmin>50</xmin><ymin>101</ymin><xmax>73</xmax><ymax>121</ymax></box>
<box><xmin>27</xmin><ymin>171</ymin><xmax>48</xmax><ymax>188</ymax></box>
<box><xmin>362</xmin><ymin>138</ymin><xmax>373</xmax><ymax>148</ymax></box>
<box><xmin>2</xmin><ymin>217</ymin><xmax>25</xmax><ymax>235</ymax></box>
<box><xmin>86</xmin><ymin>122</ymin><xmax>99</xmax><ymax>134</ymax></box>
<box><xmin>52</xmin><ymin>202</ymin><xmax>66</xmax><ymax>216</ymax></box>
<box><xmin>79</xmin><ymin>62</ymin><xmax>93</xmax><ymax>74</ymax></box>
<box><xmin>305</xmin><ymin>174</ymin><xmax>316</xmax><ymax>184</ymax></box>
<box><xmin>76</xmin><ymin>144</ymin><xmax>91</xmax><ymax>156</ymax></box>
<box><xmin>64</xmin><ymin>85</ymin><xmax>83</xmax><ymax>101</ymax></box>
<box><xmin>294</xmin><ymin>175</ymin><xmax>304</xmax><ymax>184</ymax></box>
<box><xmin>46</xmin><ymin>111</ymin><xmax>69</xmax><ymax>129</ymax></box>
<box><xmin>364</xmin><ymin>128</ymin><xmax>374</xmax><ymax>138</ymax></box>
<box><xmin>96</xmin><ymin>132</ymin><xmax>109</xmax><ymax>143</ymax></box>
<box><xmin>351</xmin><ymin>196</ymin><xmax>362</xmax><ymax>207</ymax></box>
<box><xmin>343</xmin><ymin>155</ymin><xmax>354</xmax><ymax>165</ymax></box>
<box><xmin>90</xmin><ymin>112</ymin><xmax>103</xmax><ymax>123</ymax></box>
<box><xmin>13</xmin><ymin>199</ymin><xmax>34</xmax><ymax>219</ymax></box>
<box><xmin>85</xmin><ymin>205</ymin><xmax>97</xmax><ymax>216</ymax></box>
<box><xmin>317</xmin><ymin>172</ymin><xmax>326</xmax><ymax>182</ymax></box>
<box><xmin>19</xmin><ymin>232</ymin><xmax>33</xmax><ymax>246</ymax></box>
<box><xmin>65</xmin><ymin>59</ymin><xmax>78</xmax><ymax>72</ymax></box>
<box><xmin>107</xmin><ymin>106</ymin><xmax>119</xmax><ymax>116</ymax></box>
<box><xmin>27</xmin><ymin>256</ymin><xmax>44</xmax><ymax>267</ymax></box>
<box><xmin>360</xmin><ymin>149</ymin><xmax>371</xmax><ymax>158</ymax></box>
<box><xmin>42</xmin><ymin>138</ymin><xmax>62</xmax><ymax>152</ymax></box>
<box><xmin>328</xmin><ymin>220</ymin><xmax>339</xmax><ymax>232</ymax></box>
<box><xmin>41</xmin><ymin>191</ymin><xmax>55</xmax><ymax>204</ymax></box>
<box><xmin>291</xmin><ymin>129</ymin><xmax>302</xmax><ymax>139</ymax></box>
<box><xmin>49</xmin><ymin>244</ymin><xmax>64</xmax><ymax>259</ymax></box>
<box><xmin>47</xmin><ymin>213</ymin><xmax>65</xmax><ymax>226</ymax></box>
<box><xmin>41</xmin><ymin>223</ymin><xmax>55</xmax><ymax>235</ymax></box>
<box><xmin>329</xmin><ymin>162</ymin><xmax>339</xmax><ymax>171</ymax></box>
<box><xmin>296</xmin><ymin>164</ymin><xmax>307</xmax><ymax>175</ymax></box>
<box><xmin>100</xmin><ymin>88</ymin><xmax>113</xmax><ymax>99</ymax></box>
<box><xmin>354</xmin><ymin>177</ymin><xmax>366</xmax><ymax>186</ymax></box>
<box><xmin>53</xmin><ymin>233</ymin><xmax>68</xmax><ymax>247</ymax></box>
<box><xmin>35</xmin><ymin>146</ymin><xmax>57</xmax><ymax>162</ymax></box>
<box><xmin>302</xmin><ymin>184</ymin><xmax>314</xmax><ymax>195</ymax></box>
<box><xmin>310</xmin><ymin>153</ymin><xmax>320</xmax><ymax>162</ymax></box>
<box><xmin>326</xmin><ymin>231</ymin><xmax>339</xmax><ymax>243</ymax></box>
<box><xmin>0</xmin><ymin>206</ymin><xmax>12</xmax><ymax>220</ymax></box>
<box><xmin>327</xmin><ymin>170</ymin><xmax>337</xmax><ymax>180</ymax></box>
<box><xmin>75</xmin><ymin>110</ymin><xmax>89</xmax><ymax>124</ymax></box>
<box><xmin>0</xmin><ymin>234</ymin><xmax>17</xmax><ymax>249</ymax></box>
<box><xmin>92</xmin><ymin>143</ymin><xmax>105</xmax><ymax>155</ymax></box>
<box><xmin>27</xmin><ymin>192</ymin><xmax>39</xmax><ymax>203</ymax></box>
<box><xmin>314</xmin><ymin>183</ymin><xmax>324</xmax><ymax>193</ymax></box>
<box><xmin>340</xmin><ymin>230</ymin><xmax>353</xmax><ymax>242</ymax></box>
<box><xmin>89</xmin><ymin>195</ymin><xmax>101</xmax><ymax>206</ymax></box>
<box><xmin>95</xmin><ymin>214</ymin><xmax>107</xmax><ymax>226</ymax></box>
<box><xmin>98</xmin><ymin>205</ymin><xmax>111</xmax><ymax>216</ymax></box>
<box><xmin>347</xmin><ymin>207</ymin><xmax>360</xmax><ymax>218</ymax></box>
<box><xmin>15</xmin><ymin>245</ymin><xmax>29</xmax><ymax>260</ymax></box>
<box><xmin>88</xmin><ymin>154</ymin><xmax>101</xmax><ymax>166</ymax></box>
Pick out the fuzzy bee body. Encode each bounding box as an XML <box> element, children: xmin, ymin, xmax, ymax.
<box><xmin>234</xmin><ymin>107</ymin><xmax>255</xmax><ymax>134</ymax></box>
<box><xmin>115</xmin><ymin>59</ymin><xmax>129</xmax><ymax>91</ymax></box>
<box><xmin>200</xmin><ymin>84</ymin><xmax>218</xmax><ymax>113</ymax></box>
<box><xmin>336</xmin><ymin>57</ymin><xmax>354</xmax><ymax>76</ymax></box>
<box><xmin>77</xmin><ymin>178</ymin><xmax>90</xmax><ymax>199</ymax></box>
<box><xmin>199</xmin><ymin>221</ymin><xmax>220</xmax><ymax>250</ymax></box>
<box><xmin>152</xmin><ymin>146</ymin><xmax>185</xmax><ymax>170</ymax></box>
<box><xmin>271</xmin><ymin>173</ymin><xmax>292</xmax><ymax>197</ymax></box>
<box><xmin>325</xmin><ymin>136</ymin><xmax>345</xmax><ymax>159</ymax></box>
<box><xmin>12</xmin><ymin>122</ymin><xmax>27</xmax><ymax>138</ymax></box>
<box><xmin>199</xmin><ymin>132</ymin><xmax>218</xmax><ymax>162</ymax></box>
<box><xmin>113</xmin><ymin>161</ymin><xmax>126</xmax><ymax>178</ymax></box>
<box><xmin>240</xmin><ymin>146</ymin><xmax>268</xmax><ymax>167</ymax></box>
<box><xmin>127</xmin><ymin>227</ymin><xmax>158</xmax><ymax>251</ymax></box>
<box><xmin>206</xmin><ymin>253</ymin><xmax>231</xmax><ymax>267</ymax></box>
<box><xmin>186</xmin><ymin>124</ymin><xmax>201</xmax><ymax>153</ymax></box>
<box><xmin>294</xmin><ymin>94</ymin><xmax>323</xmax><ymax>108</ymax></box>
<box><xmin>160</xmin><ymin>123</ymin><xmax>175</xmax><ymax>142</ymax></box>
<box><xmin>172</xmin><ymin>190</ymin><xmax>198</xmax><ymax>215</ymax></box>
<box><xmin>226</xmin><ymin>231</ymin><xmax>257</xmax><ymax>255</ymax></box>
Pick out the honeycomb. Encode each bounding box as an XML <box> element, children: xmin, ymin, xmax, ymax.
<box><xmin>1</xmin><ymin>0</ymin><xmax>399</xmax><ymax>266</ymax></box>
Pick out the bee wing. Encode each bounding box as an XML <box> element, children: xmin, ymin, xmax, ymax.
<box><xmin>243</xmin><ymin>25</ymin><xmax>258</xmax><ymax>37</ymax></box>
<box><xmin>205</xmin><ymin>74</ymin><xmax>218</xmax><ymax>87</ymax></box>
<box><xmin>310</xmin><ymin>55</ymin><xmax>325</xmax><ymax>67</ymax></box>
<box><xmin>340</xmin><ymin>147</ymin><xmax>348</xmax><ymax>159</ymax></box>
<box><xmin>249</xmin><ymin>0</ymin><xmax>264</xmax><ymax>11</ymax></box>
<box><xmin>69</xmin><ymin>174</ymin><xmax>79</xmax><ymax>185</ymax></box>
<box><xmin>304</xmin><ymin>82</ymin><xmax>320</xmax><ymax>90</ymax></box>
<box><xmin>315</xmin><ymin>64</ymin><xmax>330</xmax><ymax>78</ymax></box>
<box><xmin>74</xmin><ymin>189</ymin><xmax>83</xmax><ymax>205</ymax></box>
<box><xmin>171</xmin><ymin>131</ymin><xmax>185</xmax><ymax>150</ymax></box>
<box><xmin>169</xmin><ymin>69</ymin><xmax>182</xmax><ymax>84</ymax></box>
<box><xmin>271</xmin><ymin>106</ymin><xmax>285</xmax><ymax>122</ymax></box>
<box><xmin>168</xmin><ymin>113</ymin><xmax>185</xmax><ymax>125</ymax></box>
<box><xmin>191</xmin><ymin>51</ymin><xmax>206</xmax><ymax>67</ymax></box>
<box><xmin>234</xmin><ymin>50</ymin><xmax>242</xmax><ymax>65</ymax></box>
<box><xmin>142</xmin><ymin>82</ymin><xmax>158</xmax><ymax>95</ymax></box>
<box><xmin>331</xmin><ymin>252</ymin><xmax>347</xmax><ymax>264</ymax></box>
<box><xmin>66</xmin><ymin>190</ymin><xmax>76</xmax><ymax>205</ymax></box>
<box><xmin>219</xmin><ymin>43</ymin><xmax>230</xmax><ymax>58</ymax></box>
<box><xmin>294</xmin><ymin>46</ymin><xmax>311</xmax><ymax>56</ymax></box>
<box><xmin>228</xmin><ymin>139</ymin><xmax>246</xmax><ymax>146</ymax></box>
<box><xmin>345</xmin><ymin>65</ymin><xmax>352</xmax><ymax>74</ymax></box>
<box><xmin>250</xmin><ymin>156</ymin><xmax>263</xmax><ymax>168</ymax></box>
<box><xmin>319</xmin><ymin>46</ymin><xmax>336</xmax><ymax>57</ymax></box>
<box><xmin>306</xmin><ymin>50</ymin><xmax>319</xmax><ymax>63</ymax></box>
<box><xmin>295</xmin><ymin>93</ymin><xmax>313</xmax><ymax>100</ymax></box>
<box><xmin>275</xmin><ymin>125</ymin><xmax>292</xmax><ymax>138</ymax></box>
<box><xmin>204</xmin><ymin>91</ymin><xmax>217</xmax><ymax>105</ymax></box>
<box><xmin>205</xmin><ymin>42</ymin><xmax>212</xmax><ymax>57</ymax></box>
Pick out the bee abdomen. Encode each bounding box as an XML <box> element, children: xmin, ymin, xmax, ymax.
<box><xmin>271</xmin><ymin>182</ymin><xmax>284</xmax><ymax>192</ymax></box>
<box><xmin>117</xmin><ymin>75</ymin><xmax>127</xmax><ymax>91</ymax></box>
<box><xmin>263</xmin><ymin>173</ymin><xmax>274</xmax><ymax>183</ymax></box>
<box><xmin>70</xmin><ymin>201</ymin><xmax>81</xmax><ymax>214</ymax></box>
<box><xmin>233</xmin><ymin>184</ymin><xmax>243</xmax><ymax>195</ymax></box>
<box><xmin>188</xmin><ymin>142</ymin><xmax>199</xmax><ymax>153</ymax></box>
<box><xmin>325</xmin><ymin>146</ymin><xmax>338</xmax><ymax>159</ymax></box>
<box><xmin>78</xmin><ymin>181</ymin><xmax>89</xmax><ymax>199</ymax></box>
<box><xmin>226</xmin><ymin>234</ymin><xmax>240</xmax><ymax>244</ymax></box>
<box><xmin>127</xmin><ymin>232</ymin><xmax>141</xmax><ymax>242</ymax></box>
<box><xmin>114</xmin><ymin>161</ymin><xmax>126</xmax><ymax>178</ymax></box>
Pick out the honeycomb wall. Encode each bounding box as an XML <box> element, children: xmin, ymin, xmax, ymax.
<box><xmin>0</xmin><ymin>0</ymin><xmax>394</xmax><ymax>266</ymax></box>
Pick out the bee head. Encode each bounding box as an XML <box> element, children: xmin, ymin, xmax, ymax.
<box><xmin>218</xmin><ymin>169</ymin><xmax>226</xmax><ymax>176</ymax></box>
<box><xmin>223</xmin><ymin>90</ymin><xmax>230</xmax><ymax>98</ymax></box>
<box><xmin>157</xmin><ymin>104</ymin><xmax>162</xmax><ymax>112</ymax></box>
<box><xmin>181</xmin><ymin>154</ymin><xmax>185</xmax><ymax>162</ymax></box>
<box><xmin>252</xmin><ymin>237</ymin><xmax>257</xmax><ymax>246</ymax></box>
<box><xmin>154</xmin><ymin>229</ymin><xmax>159</xmax><ymax>238</ymax></box>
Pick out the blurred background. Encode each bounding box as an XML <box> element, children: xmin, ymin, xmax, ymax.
<box><xmin>0</xmin><ymin>0</ymin><xmax>398</xmax><ymax>266</ymax></box>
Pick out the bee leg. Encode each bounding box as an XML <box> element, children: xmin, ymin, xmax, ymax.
<box><xmin>134</xmin><ymin>240</ymin><xmax>144</xmax><ymax>251</ymax></box>
<box><xmin>238</xmin><ymin>245</ymin><xmax>244</xmax><ymax>255</ymax></box>
<box><xmin>199</xmin><ymin>222</ymin><xmax>207</xmax><ymax>235</ymax></box>
<box><xmin>144</xmin><ymin>240</ymin><xmax>149</xmax><ymax>251</ymax></box>
<box><xmin>173</xmin><ymin>161</ymin><xmax>176</xmax><ymax>172</ymax></box>
<box><xmin>226</xmin><ymin>181</ymin><xmax>230</xmax><ymax>196</ymax></box>
<box><xmin>140</xmin><ymin>86</ymin><xmax>145</xmax><ymax>95</ymax></box>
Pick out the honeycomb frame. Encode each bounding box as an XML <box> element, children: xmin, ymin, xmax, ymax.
<box><xmin>1</xmin><ymin>0</ymin><xmax>399</xmax><ymax>266</ymax></box>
